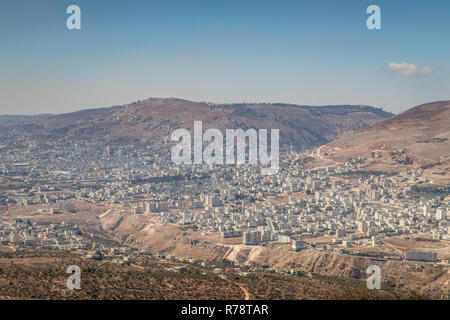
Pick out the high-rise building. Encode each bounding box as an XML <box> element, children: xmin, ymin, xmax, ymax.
<box><xmin>292</xmin><ymin>240</ymin><xmax>306</xmax><ymax>252</ymax></box>
<box><xmin>405</xmin><ymin>251</ymin><xmax>437</xmax><ymax>262</ymax></box>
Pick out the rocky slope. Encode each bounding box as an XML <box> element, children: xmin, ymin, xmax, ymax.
<box><xmin>318</xmin><ymin>100</ymin><xmax>450</xmax><ymax>184</ymax></box>
<box><xmin>98</xmin><ymin>212</ymin><xmax>449</xmax><ymax>299</ymax></box>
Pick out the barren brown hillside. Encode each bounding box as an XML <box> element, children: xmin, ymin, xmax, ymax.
<box><xmin>5</xmin><ymin>98</ymin><xmax>393</xmax><ymax>151</ymax></box>
<box><xmin>318</xmin><ymin>101</ymin><xmax>450</xmax><ymax>184</ymax></box>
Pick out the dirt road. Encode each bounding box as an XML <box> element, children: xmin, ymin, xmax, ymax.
<box><xmin>219</xmin><ymin>274</ymin><xmax>251</xmax><ymax>300</ymax></box>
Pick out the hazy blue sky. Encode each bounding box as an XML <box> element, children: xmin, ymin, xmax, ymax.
<box><xmin>1</xmin><ymin>0</ymin><xmax>449</xmax><ymax>115</ymax></box>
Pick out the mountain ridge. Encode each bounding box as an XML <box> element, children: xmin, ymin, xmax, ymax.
<box><xmin>317</xmin><ymin>100</ymin><xmax>450</xmax><ymax>184</ymax></box>
<box><xmin>0</xmin><ymin>97</ymin><xmax>393</xmax><ymax>152</ymax></box>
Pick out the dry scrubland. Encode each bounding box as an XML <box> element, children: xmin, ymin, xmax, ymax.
<box><xmin>0</xmin><ymin>248</ymin><xmax>427</xmax><ymax>300</ymax></box>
